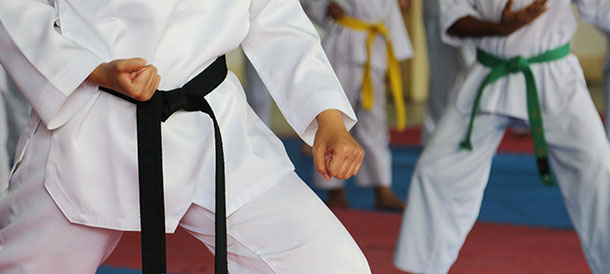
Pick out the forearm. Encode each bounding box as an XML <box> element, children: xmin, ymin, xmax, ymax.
<box><xmin>316</xmin><ymin>109</ymin><xmax>348</xmax><ymax>133</ymax></box>
<box><xmin>447</xmin><ymin>16</ymin><xmax>509</xmax><ymax>38</ymax></box>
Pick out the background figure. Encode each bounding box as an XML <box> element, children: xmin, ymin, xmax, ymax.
<box><xmin>301</xmin><ymin>0</ymin><xmax>413</xmax><ymax>210</ymax></box>
<box><xmin>395</xmin><ymin>1</ymin><xmax>610</xmax><ymax>273</ymax></box>
<box><xmin>421</xmin><ymin>0</ymin><xmax>475</xmax><ymax>145</ymax></box>
<box><xmin>244</xmin><ymin>57</ymin><xmax>272</xmax><ymax>126</ymax></box>
<box><xmin>604</xmin><ymin>32</ymin><xmax>610</xmax><ymax>141</ymax></box>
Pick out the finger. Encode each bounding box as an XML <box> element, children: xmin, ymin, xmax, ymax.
<box><xmin>326</xmin><ymin>147</ymin><xmax>347</xmax><ymax>179</ymax></box>
<box><xmin>335</xmin><ymin>156</ymin><xmax>353</xmax><ymax>180</ymax></box>
<box><xmin>313</xmin><ymin>145</ymin><xmax>330</xmax><ymax>181</ymax></box>
<box><xmin>503</xmin><ymin>0</ymin><xmax>514</xmax><ymax>13</ymax></box>
<box><xmin>116</xmin><ymin>58</ymin><xmax>147</xmax><ymax>73</ymax></box>
<box><xmin>153</xmin><ymin>74</ymin><xmax>161</xmax><ymax>91</ymax></box>
<box><xmin>143</xmin><ymin>72</ymin><xmax>158</xmax><ymax>99</ymax></box>
<box><xmin>347</xmin><ymin>150</ymin><xmax>364</xmax><ymax>178</ymax></box>
<box><xmin>129</xmin><ymin>66</ymin><xmax>155</xmax><ymax>101</ymax></box>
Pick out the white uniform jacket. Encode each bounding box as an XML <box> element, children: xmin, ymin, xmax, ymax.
<box><xmin>0</xmin><ymin>0</ymin><xmax>357</xmax><ymax>232</ymax></box>
<box><xmin>301</xmin><ymin>0</ymin><xmax>414</xmax><ymax>70</ymax></box>
<box><xmin>440</xmin><ymin>0</ymin><xmax>610</xmax><ymax>120</ymax></box>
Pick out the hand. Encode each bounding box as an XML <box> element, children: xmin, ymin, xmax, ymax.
<box><xmin>327</xmin><ymin>2</ymin><xmax>344</xmax><ymax>20</ymax></box>
<box><xmin>398</xmin><ymin>0</ymin><xmax>411</xmax><ymax>14</ymax></box>
<box><xmin>312</xmin><ymin>109</ymin><xmax>364</xmax><ymax>181</ymax></box>
<box><xmin>87</xmin><ymin>58</ymin><xmax>161</xmax><ymax>102</ymax></box>
<box><xmin>499</xmin><ymin>0</ymin><xmax>547</xmax><ymax>35</ymax></box>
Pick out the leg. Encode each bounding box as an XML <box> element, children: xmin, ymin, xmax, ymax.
<box><xmin>394</xmin><ymin>106</ymin><xmax>510</xmax><ymax>273</ymax></box>
<box><xmin>352</xmin><ymin>68</ymin><xmax>403</xmax><ymax>210</ymax></box>
<box><xmin>0</xmin><ymin>125</ymin><xmax>122</xmax><ymax>274</ymax></box>
<box><xmin>544</xmin><ymin>88</ymin><xmax>610</xmax><ymax>274</ymax></box>
<box><xmin>180</xmin><ymin>172</ymin><xmax>371</xmax><ymax>274</ymax></box>
<box><xmin>420</xmin><ymin>12</ymin><xmax>462</xmax><ymax>145</ymax></box>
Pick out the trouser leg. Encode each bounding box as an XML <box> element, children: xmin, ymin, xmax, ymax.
<box><xmin>421</xmin><ymin>13</ymin><xmax>462</xmax><ymax>146</ymax></box>
<box><xmin>180</xmin><ymin>171</ymin><xmax>370</xmax><ymax>274</ymax></box>
<box><xmin>352</xmin><ymin>68</ymin><xmax>392</xmax><ymax>187</ymax></box>
<box><xmin>394</xmin><ymin>105</ymin><xmax>510</xmax><ymax>274</ymax></box>
<box><xmin>0</xmin><ymin>125</ymin><xmax>122</xmax><ymax>274</ymax></box>
<box><xmin>544</xmin><ymin>89</ymin><xmax>610</xmax><ymax>274</ymax></box>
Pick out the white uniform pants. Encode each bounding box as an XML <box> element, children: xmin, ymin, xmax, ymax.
<box><xmin>421</xmin><ymin>11</ymin><xmax>475</xmax><ymax>146</ymax></box>
<box><xmin>314</xmin><ymin>63</ymin><xmax>392</xmax><ymax>189</ymax></box>
<box><xmin>394</xmin><ymin>90</ymin><xmax>610</xmax><ymax>274</ymax></box>
<box><xmin>0</xmin><ymin>123</ymin><xmax>371</xmax><ymax>274</ymax></box>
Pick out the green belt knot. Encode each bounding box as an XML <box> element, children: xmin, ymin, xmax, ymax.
<box><xmin>507</xmin><ymin>56</ymin><xmax>529</xmax><ymax>73</ymax></box>
<box><xmin>460</xmin><ymin>43</ymin><xmax>571</xmax><ymax>186</ymax></box>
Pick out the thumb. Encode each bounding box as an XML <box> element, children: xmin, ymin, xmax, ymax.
<box><xmin>313</xmin><ymin>144</ymin><xmax>331</xmax><ymax>181</ymax></box>
<box><xmin>503</xmin><ymin>0</ymin><xmax>513</xmax><ymax>14</ymax></box>
<box><xmin>116</xmin><ymin>58</ymin><xmax>148</xmax><ymax>73</ymax></box>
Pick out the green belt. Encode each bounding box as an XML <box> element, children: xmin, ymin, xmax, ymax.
<box><xmin>460</xmin><ymin>43</ymin><xmax>570</xmax><ymax>186</ymax></box>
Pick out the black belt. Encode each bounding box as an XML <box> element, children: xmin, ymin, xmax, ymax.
<box><xmin>100</xmin><ymin>56</ymin><xmax>228</xmax><ymax>274</ymax></box>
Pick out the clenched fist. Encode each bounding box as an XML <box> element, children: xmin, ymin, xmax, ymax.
<box><xmin>87</xmin><ymin>58</ymin><xmax>161</xmax><ymax>102</ymax></box>
<box><xmin>312</xmin><ymin>109</ymin><xmax>365</xmax><ymax>181</ymax></box>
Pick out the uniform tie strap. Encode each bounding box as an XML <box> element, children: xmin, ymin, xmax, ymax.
<box><xmin>335</xmin><ymin>15</ymin><xmax>407</xmax><ymax>131</ymax></box>
<box><xmin>461</xmin><ymin>43</ymin><xmax>570</xmax><ymax>186</ymax></box>
<box><xmin>100</xmin><ymin>56</ymin><xmax>229</xmax><ymax>274</ymax></box>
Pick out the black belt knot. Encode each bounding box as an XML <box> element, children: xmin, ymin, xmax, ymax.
<box><xmin>99</xmin><ymin>56</ymin><xmax>229</xmax><ymax>274</ymax></box>
<box><xmin>158</xmin><ymin>88</ymin><xmax>211</xmax><ymax>122</ymax></box>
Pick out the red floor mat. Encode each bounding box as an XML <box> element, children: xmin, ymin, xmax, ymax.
<box><xmin>390</xmin><ymin>127</ymin><xmax>535</xmax><ymax>154</ymax></box>
<box><xmin>103</xmin><ymin>210</ymin><xmax>589</xmax><ymax>273</ymax></box>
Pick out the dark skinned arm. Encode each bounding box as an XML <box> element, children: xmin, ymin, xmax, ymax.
<box><xmin>447</xmin><ymin>0</ymin><xmax>548</xmax><ymax>38</ymax></box>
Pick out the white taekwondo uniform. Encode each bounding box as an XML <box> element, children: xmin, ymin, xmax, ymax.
<box><xmin>394</xmin><ymin>0</ymin><xmax>610</xmax><ymax>273</ymax></box>
<box><xmin>0</xmin><ymin>68</ymin><xmax>8</xmax><ymax>191</ymax></box>
<box><xmin>421</xmin><ymin>0</ymin><xmax>475</xmax><ymax>145</ymax></box>
<box><xmin>1</xmin><ymin>67</ymin><xmax>31</xmax><ymax>165</ymax></box>
<box><xmin>302</xmin><ymin>0</ymin><xmax>413</xmax><ymax>189</ymax></box>
<box><xmin>0</xmin><ymin>66</ymin><xmax>31</xmax><ymax>193</ymax></box>
<box><xmin>244</xmin><ymin>58</ymin><xmax>272</xmax><ymax>127</ymax></box>
<box><xmin>0</xmin><ymin>0</ymin><xmax>372</xmax><ymax>272</ymax></box>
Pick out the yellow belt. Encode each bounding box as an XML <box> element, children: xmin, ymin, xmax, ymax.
<box><xmin>335</xmin><ymin>15</ymin><xmax>406</xmax><ymax>131</ymax></box>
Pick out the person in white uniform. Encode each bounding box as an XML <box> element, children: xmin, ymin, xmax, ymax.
<box><xmin>600</xmin><ymin>32</ymin><xmax>610</xmax><ymax>142</ymax></box>
<box><xmin>394</xmin><ymin>0</ymin><xmax>610</xmax><ymax>273</ymax></box>
<box><xmin>301</xmin><ymin>0</ymin><xmax>414</xmax><ymax>210</ymax></box>
<box><xmin>421</xmin><ymin>0</ymin><xmax>475</xmax><ymax>145</ymax></box>
<box><xmin>0</xmin><ymin>0</ymin><xmax>373</xmax><ymax>273</ymax></box>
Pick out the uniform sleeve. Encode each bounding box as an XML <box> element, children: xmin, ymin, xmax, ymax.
<box><xmin>439</xmin><ymin>0</ymin><xmax>481</xmax><ymax>47</ymax></box>
<box><xmin>299</xmin><ymin>0</ymin><xmax>330</xmax><ymax>26</ymax></box>
<box><xmin>0</xmin><ymin>0</ymin><xmax>104</xmax><ymax>128</ymax></box>
<box><xmin>242</xmin><ymin>0</ymin><xmax>357</xmax><ymax>146</ymax></box>
<box><xmin>385</xmin><ymin>0</ymin><xmax>413</xmax><ymax>61</ymax></box>
<box><xmin>574</xmin><ymin>0</ymin><xmax>610</xmax><ymax>32</ymax></box>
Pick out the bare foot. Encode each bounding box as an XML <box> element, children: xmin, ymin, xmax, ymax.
<box><xmin>373</xmin><ymin>186</ymin><xmax>405</xmax><ymax>211</ymax></box>
<box><xmin>326</xmin><ymin>188</ymin><xmax>349</xmax><ymax>209</ymax></box>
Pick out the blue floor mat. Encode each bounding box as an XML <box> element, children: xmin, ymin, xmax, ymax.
<box><xmin>283</xmin><ymin>139</ymin><xmax>572</xmax><ymax>229</ymax></box>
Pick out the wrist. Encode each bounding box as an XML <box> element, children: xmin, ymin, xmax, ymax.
<box><xmin>316</xmin><ymin>109</ymin><xmax>347</xmax><ymax>132</ymax></box>
<box><xmin>86</xmin><ymin>62</ymin><xmax>109</xmax><ymax>86</ymax></box>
